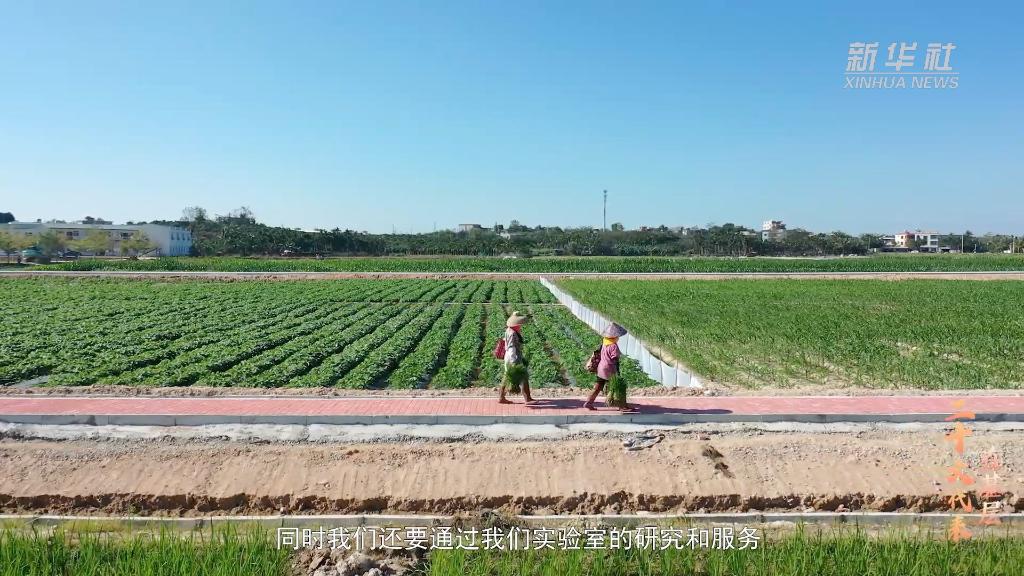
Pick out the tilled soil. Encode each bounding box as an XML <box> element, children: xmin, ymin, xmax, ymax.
<box><xmin>1</xmin><ymin>428</ymin><xmax>1020</xmax><ymax>516</ymax></box>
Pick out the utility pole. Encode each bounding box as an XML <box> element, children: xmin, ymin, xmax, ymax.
<box><xmin>603</xmin><ymin>190</ymin><xmax>607</xmax><ymax>231</ymax></box>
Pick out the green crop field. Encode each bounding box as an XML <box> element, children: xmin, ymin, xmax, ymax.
<box><xmin>6</xmin><ymin>276</ymin><xmax>1022</xmax><ymax>391</ymax></box>
<box><xmin>30</xmin><ymin>253</ymin><xmax>1024</xmax><ymax>273</ymax></box>
<box><xmin>427</xmin><ymin>528</ymin><xmax>1024</xmax><ymax>576</ymax></box>
<box><xmin>0</xmin><ymin>278</ymin><xmax>654</xmax><ymax>389</ymax></box>
<box><xmin>0</xmin><ymin>528</ymin><xmax>289</xmax><ymax>576</ymax></box>
<box><xmin>2</xmin><ymin>526</ymin><xmax>1021</xmax><ymax>576</ymax></box>
<box><xmin>559</xmin><ymin>279</ymin><xmax>1024</xmax><ymax>389</ymax></box>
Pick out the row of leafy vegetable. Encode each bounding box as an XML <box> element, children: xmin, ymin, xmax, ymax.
<box><xmin>1</xmin><ymin>279</ymin><xmax>648</xmax><ymax>389</ymax></box>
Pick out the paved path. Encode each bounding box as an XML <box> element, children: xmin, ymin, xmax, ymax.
<box><xmin>2</xmin><ymin>395</ymin><xmax>1022</xmax><ymax>426</ymax></box>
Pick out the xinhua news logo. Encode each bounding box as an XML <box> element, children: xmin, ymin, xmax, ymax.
<box><xmin>845</xmin><ymin>42</ymin><xmax>958</xmax><ymax>89</ymax></box>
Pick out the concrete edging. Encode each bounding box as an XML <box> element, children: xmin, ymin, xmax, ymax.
<box><xmin>539</xmin><ymin>277</ymin><xmax>702</xmax><ymax>388</ymax></box>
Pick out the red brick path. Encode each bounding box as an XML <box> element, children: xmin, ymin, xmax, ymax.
<box><xmin>1</xmin><ymin>395</ymin><xmax>1021</xmax><ymax>418</ymax></box>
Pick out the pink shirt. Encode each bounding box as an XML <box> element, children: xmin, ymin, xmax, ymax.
<box><xmin>597</xmin><ymin>342</ymin><xmax>620</xmax><ymax>380</ymax></box>
<box><xmin>503</xmin><ymin>327</ymin><xmax>523</xmax><ymax>365</ymax></box>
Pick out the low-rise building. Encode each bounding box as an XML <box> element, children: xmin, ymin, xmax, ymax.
<box><xmin>457</xmin><ymin>223</ymin><xmax>483</xmax><ymax>233</ymax></box>
<box><xmin>761</xmin><ymin>220</ymin><xmax>787</xmax><ymax>242</ymax></box>
<box><xmin>893</xmin><ymin>230</ymin><xmax>940</xmax><ymax>252</ymax></box>
<box><xmin>1</xmin><ymin>221</ymin><xmax>192</xmax><ymax>256</ymax></box>
<box><xmin>669</xmin><ymin>226</ymin><xmax>701</xmax><ymax>236</ymax></box>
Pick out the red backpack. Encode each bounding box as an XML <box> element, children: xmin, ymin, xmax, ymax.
<box><xmin>493</xmin><ymin>338</ymin><xmax>506</xmax><ymax>360</ymax></box>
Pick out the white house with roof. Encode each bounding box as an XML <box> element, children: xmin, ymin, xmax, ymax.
<box><xmin>893</xmin><ymin>230</ymin><xmax>940</xmax><ymax>252</ymax></box>
<box><xmin>1</xmin><ymin>221</ymin><xmax>192</xmax><ymax>256</ymax></box>
<box><xmin>761</xmin><ymin>220</ymin><xmax>787</xmax><ymax>242</ymax></box>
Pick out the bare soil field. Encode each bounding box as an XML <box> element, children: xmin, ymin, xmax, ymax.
<box><xmin>2</xmin><ymin>426</ymin><xmax>1020</xmax><ymax>517</ymax></box>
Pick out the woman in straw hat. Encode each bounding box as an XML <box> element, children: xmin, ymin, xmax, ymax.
<box><xmin>584</xmin><ymin>322</ymin><xmax>635</xmax><ymax>412</ymax></box>
<box><xmin>499</xmin><ymin>311</ymin><xmax>534</xmax><ymax>404</ymax></box>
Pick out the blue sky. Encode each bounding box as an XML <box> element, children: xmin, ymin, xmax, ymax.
<box><xmin>1</xmin><ymin>1</ymin><xmax>1020</xmax><ymax>234</ymax></box>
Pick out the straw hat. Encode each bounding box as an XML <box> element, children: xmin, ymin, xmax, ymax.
<box><xmin>601</xmin><ymin>323</ymin><xmax>628</xmax><ymax>338</ymax></box>
<box><xmin>506</xmin><ymin>311</ymin><xmax>530</xmax><ymax>327</ymax></box>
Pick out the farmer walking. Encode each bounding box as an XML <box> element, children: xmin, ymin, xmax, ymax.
<box><xmin>584</xmin><ymin>322</ymin><xmax>635</xmax><ymax>412</ymax></box>
<box><xmin>498</xmin><ymin>311</ymin><xmax>534</xmax><ymax>404</ymax></box>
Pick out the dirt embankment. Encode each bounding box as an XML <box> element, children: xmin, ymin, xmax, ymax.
<box><xmin>1</xmin><ymin>428</ymin><xmax>1020</xmax><ymax>516</ymax></box>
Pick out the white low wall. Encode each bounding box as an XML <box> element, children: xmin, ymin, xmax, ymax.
<box><xmin>539</xmin><ymin>278</ymin><xmax>702</xmax><ymax>389</ymax></box>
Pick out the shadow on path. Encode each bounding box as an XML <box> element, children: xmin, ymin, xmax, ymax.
<box><xmin>521</xmin><ymin>398</ymin><xmax>732</xmax><ymax>415</ymax></box>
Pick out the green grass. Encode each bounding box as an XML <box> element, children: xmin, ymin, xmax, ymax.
<box><xmin>30</xmin><ymin>254</ymin><xmax>1024</xmax><ymax>273</ymax></box>
<box><xmin>559</xmin><ymin>279</ymin><xmax>1024</xmax><ymax>389</ymax></box>
<box><xmin>425</xmin><ymin>528</ymin><xmax>1024</xmax><ymax>576</ymax></box>
<box><xmin>0</xmin><ymin>528</ymin><xmax>290</xmax><ymax>576</ymax></box>
<box><xmin>2</xmin><ymin>526</ymin><xmax>1021</xmax><ymax>576</ymax></box>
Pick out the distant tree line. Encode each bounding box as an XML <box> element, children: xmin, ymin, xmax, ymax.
<box><xmin>140</xmin><ymin>207</ymin><xmax>1022</xmax><ymax>258</ymax></box>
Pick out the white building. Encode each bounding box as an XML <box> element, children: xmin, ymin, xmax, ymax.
<box><xmin>893</xmin><ymin>230</ymin><xmax>940</xmax><ymax>252</ymax></box>
<box><xmin>458</xmin><ymin>223</ymin><xmax>483</xmax><ymax>233</ymax></box>
<box><xmin>1</xmin><ymin>222</ymin><xmax>192</xmax><ymax>256</ymax></box>
<box><xmin>761</xmin><ymin>220</ymin><xmax>787</xmax><ymax>242</ymax></box>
